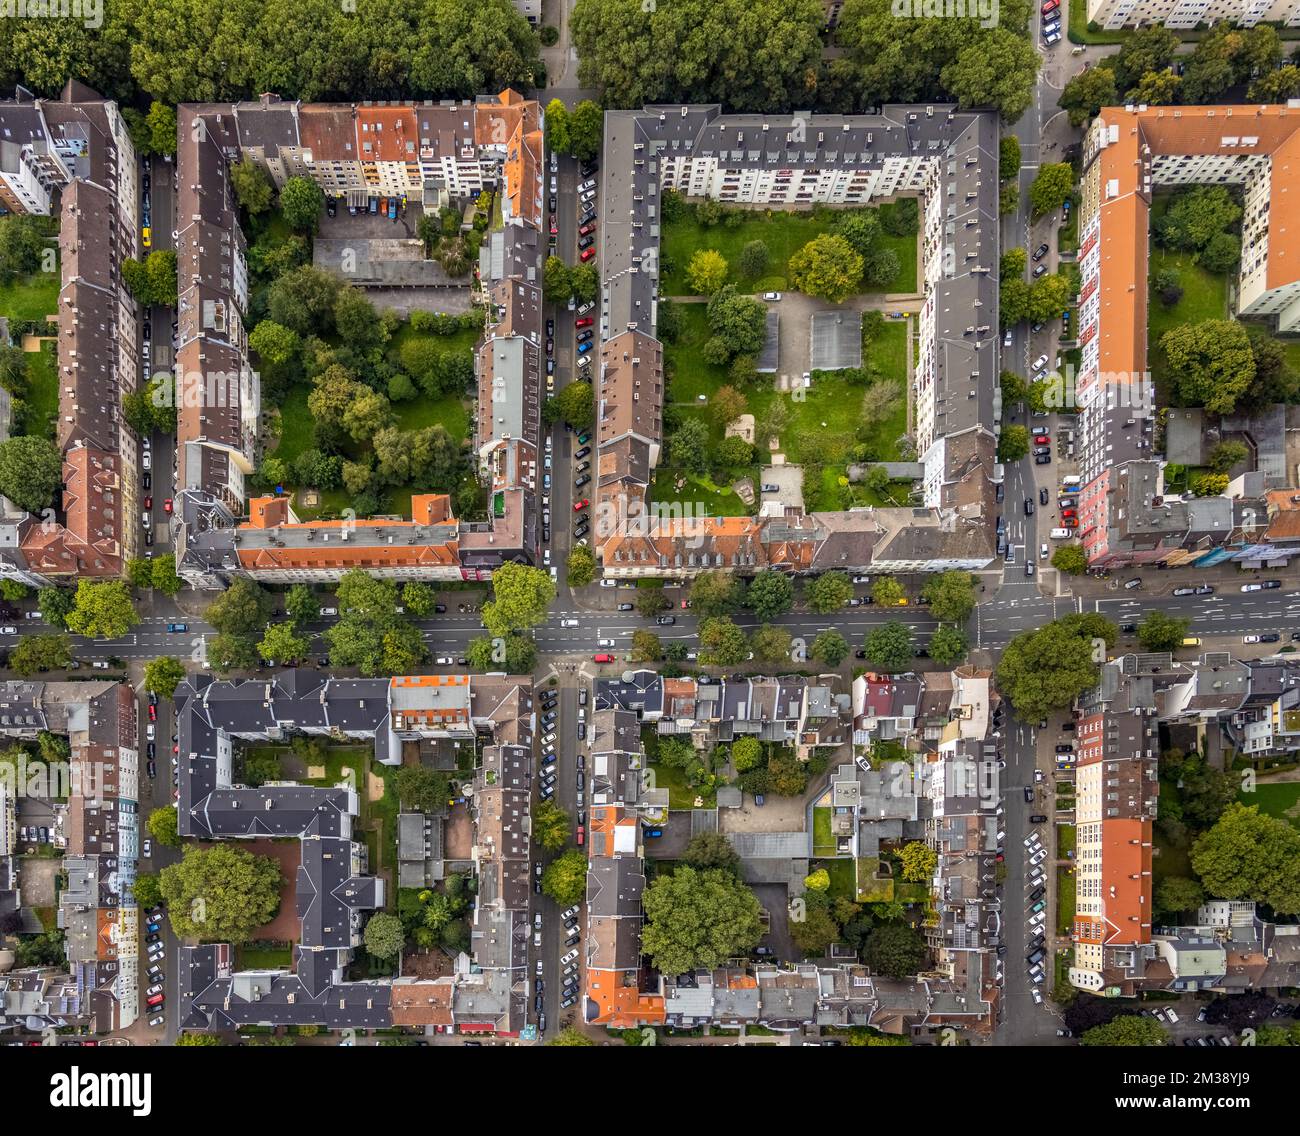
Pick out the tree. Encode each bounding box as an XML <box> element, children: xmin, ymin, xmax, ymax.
<box><xmin>1107</xmin><ymin>24</ymin><xmax>1180</xmax><ymax>92</ymax></box>
<box><xmin>1155</xmin><ymin>876</ymin><xmax>1205</xmax><ymax>919</ymax></box>
<box><xmin>669</xmin><ymin>417</ymin><xmax>710</xmax><ymax>473</ymax></box>
<box><xmin>66</xmin><ymin>580</ymin><xmax>139</xmax><ymax>640</ymax></box>
<box><xmin>790</xmin><ymin>902</ymin><xmax>840</xmax><ymax>957</ymax></box>
<box><xmin>737</xmin><ymin>240</ymin><xmax>770</xmax><ymax>279</ymax></box>
<box><xmin>1152</xmin><ymin>266</ymin><xmax>1183</xmax><ymax>308</ymax></box>
<box><xmin>998</xmin><ymin>424</ymin><xmax>1030</xmax><ymax>462</ymax></box>
<box><xmin>1058</xmin><ymin>66</ymin><xmax>1118</xmax><ymax>127</ymax></box>
<box><xmin>334</xmin><ymin>287</ymin><xmax>383</xmax><ymax>350</ymax></box>
<box><xmin>871</xmin><ymin>577</ymin><xmax>905</xmax><ymax>608</ymax></box>
<box><xmin>400</xmin><ymin>582</ymin><xmax>436</xmax><ymax>618</ymax></box>
<box><xmin>532</xmin><ymin>798</ymin><xmax>571</xmax><ymax>851</ymax></box>
<box><xmin>730</xmin><ymin>736</ymin><xmax>763</xmax><ymax>773</ymax></box>
<box><xmin>543</xmin><ymin>254</ymin><xmax>571</xmax><ymax>299</ymax></box>
<box><xmin>1198</xmin><ymin>232</ymin><xmax>1240</xmax><ymax>274</ymax></box>
<box><xmin>865</xmin><ymin>924</ymin><xmax>926</xmax><ymax>979</ymax></box>
<box><xmin>747</xmin><ymin>570</ymin><xmax>793</xmax><ymax>620</ymax></box>
<box><xmin>37</xmin><ymin>587</ymin><xmax>74</xmax><ymax>629</ymax></box>
<box><xmin>709</xmin><ymin>384</ymin><xmax>748</xmax><ymax>429</ymax></box>
<box><xmin>147</xmin><ymin>805</ymin><xmax>180</xmax><ymax>847</ymax></box>
<box><xmin>687</xmin><ymin>249</ymin><xmax>728</xmax><ymax>295</ymax></box>
<box><xmin>641</xmin><ymin>865</ymin><xmax>763</xmax><ymax>976</ymax></box>
<box><xmin>811</xmin><ymin>629</ymin><xmax>849</xmax><ymax>667</ymax></box>
<box><xmin>1191</xmin><ymin>471</ymin><xmax>1228</xmax><ymax>499</ymax></box>
<box><xmin>699</xmin><ymin>616</ymin><xmax>749</xmax><ymax>667</ymax></box>
<box><xmin>279</xmin><ymin>176</ymin><xmax>324</xmax><ymax>233</ymax></box>
<box><xmin>568</xmin><ymin>99</ymin><xmax>604</xmax><ymax>162</ymax></box>
<box><xmin>1029</xmin><ymin>163</ymin><xmax>1074</xmax><ymax>217</ymax></box>
<box><xmin>749</xmin><ymin>623</ymin><xmax>792</xmax><ymax>665</ymax></box>
<box><xmin>1126</xmin><ymin>68</ymin><xmax>1180</xmax><ymax>106</ymax></box>
<box><xmin>159</xmin><ymin>845</ymin><xmax>282</xmax><ymax>943</ymax></box>
<box><xmin>899</xmin><ymin>841</ymin><xmax>937</xmax><ymax>883</ymax></box>
<box><xmin>133</xmin><ymin>873</ymin><xmax>163</xmax><ymax>910</ymax></box>
<box><xmin>208</xmin><ymin>632</ymin><xmax>261</xmax><ymax>674</ymax></box>
<box><xmin>285</xmin><ymin>584</ymin><xmax>317</xmax><ymax>629</ymax></box>
<box><xmin>10</xmin><ymin>634</ymin><xmax>71</xmax><ymax>677</ymax></box>
<box><xmin>717</xmin><ymin>435</ymin><xmax>753</xmax><ymax>467</ymax></box>
<box><xmin>920</xmin><ymin>571</ymin><xmax>975</xmax><ymax>623</ymax></box>
<box><xmin>999</xmin><ymin>135</ymin><xmax>1021</xmax><ymax>181</ymax></box>
<box><xmin>567</xmin><ymin>545</ymin><xmax>596</xmax><ymax>588</ymax></box>
<box><xmin>1080</xmin><ymin>1016</ymin><xmax>1167</xmax><ymax>1047</ymax></box>
<box><xmin>788</xmin><ymin>234</ymin><xmax>863</xmax><ymax>303</ymax></box>
<box><xmin>864</xmin><ymin>621</ymin><xmax>913</xmax><ymax>673</ymax></box>
<box><xmin>1250</xmin><ymin>63</ymin><xmax>1300</xmax><ymax>103</ymax></box>
<box><xmin>482</xmin><ymin>562</ymin><xmax>556</xmax><ymax>637</ymax></box>
<box><xmin>542</xmin><ymin>848</ymin><xmax>589</xmax><ymax>907</ymax></box>
<box><xmin>393</xmin><ymin>766</ymin><xmax>451</xmax><ymax>814</ymax></box>
<box><xmin>230</xmin><ymin>157</ymin><xmax>274</xmax><ymax>215</ymax></box>
<box><xmin>682</xmin><ymin>832</ymin><xmax>742</xmax><ymax>877</ymax></box>
<box><xmin>1156</xmin><ymin>186</ymin><xmax>1241</xmax><ymax>254</ymax></box>
<box><xmin>1051</xmin><ymin>544</ymin><xmax>1088</xmax><ymax>575</ymax></box>
<box><xmin>1208</xmin><ymin>440</ymin><xmax>1249</xmax><ymax>475</ymax></box>
<box><xmin>144</xmin><ymin>656</ymin><xmax>187</xmax><ymax>698</ymax></box>
<box><xmin>267</xmin><ymin>265</ymin><xmax>341</xmax><ymax>337</ymax></box>
<box><xmin>553</xmin><ymin>380</ymin><xmax>594</xmax><ymax>429</ymax></box>
<box><xmin>546</xmin><ymin>98</ymin><xmax>570</xmax><ymax>153</ymax></box>
<box><xmin>465</xmin><ymin>634</ymin><xmax>536</xmax><ymax>673</ymax></box>
<box><xmin>630</xmin><ymin>629</ymin><xmax>663</xmax><ymax>662</ymax></box>
<box><xmin>571</xmin><ymin>0</ymin><xmax>826</xmax><ymax>112</ymax></box>
<box><xmin>939</xmin><ymin>26</ymin><xmax>1040</xmax><ymax>121</ymax></box>
<box><xmin>1137</xmin><ymin>610</ymin><xmax>1190</xmax><ymax>652</ymax></box>
<box><xmin>689</xmin><ymin>570</ymin><xmax>744</xmax><ymax>617</ymax></box>
<box><xmin>808</xmin><ymin>570</ymin><xmax>853</xmax><ymax>614</ymax></box>
<box><xmin>258</xmin><ymin>622</ymin><xmax>311</xmax><ymax>665</ymax></box>
<box><xmin>176</xmin><ymin>1033</ymin><xmax>224</xmax><ymax>1046</ymax></box>
<box><xmin>1191</xmin><ymin>803</ymin><xmax>1300</xmax><ymax>914</ymax></box>
<box><xmin>207</xmin><ymin>578</ymin><xmax>274</xmax><ymax>637</ymax></box>
<box><xmin>928</xmin><ymin>626</ymin><xmax>968</xmax><ymax>667</ymax></box>
<box><xmin>0</xmin><ymin>436</ymin><xmax>62</xmax><ymax>513</ymax></box>
<box><xmin>636</xmin><ymin>588</ymin><xmax>670</xmax><ymax>618</ymax></box>
<box><xmin>151</xmin><ymin>554</ymin><xmax>184</xmax><ymax>597</ymax></box>
<box><xmin>548</xmin><ymin>1027</ymin><xmax>595</xmax><ymax>1047</ymax></box>
<box><xmin>363</xmin><ymin>912</ymin><xmax>406</xmax><ymax>960</ymax></box>
<box><xmin>996</xmin><ymin>617</ymin><xmax>1113</xmax><ymax>719</ymax></box>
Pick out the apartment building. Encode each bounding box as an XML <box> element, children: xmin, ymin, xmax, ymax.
<box><xmin>1085</xmin><ymin>0</ymin><xmax>1300</xmax><ymax>30</ymax></box>
<box><xmin>0</xmin><ymin>85</ymin><xmax>142</xmax><ymax>583</ymax></box>
<box><xmin>0</xmin><ymin>680</ymin><xmax>140</xmax><ymax>1033</ymax></box>
<box><xmin>173</xmin><ymin>669</ymin><xmax>534</xmax><ymax>1032</ymax></box>
<box><xmin>1075</xmin><ymin>105</ymin><xmax>1300</xmax><ymax>568</ymax></box>
<box><xmin>595</xmin><ymin>103</ymin><xmax>1000</xmax><ymax>577</ymax></box>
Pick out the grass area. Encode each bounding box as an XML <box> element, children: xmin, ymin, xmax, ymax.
<box><xmin>812</xmin><ymin>808</ymin><xmax>837</xmax><ymax>857</ymax></box>
<box><xmin>1239</xmin><ymin>781</ymin><xmax>1300</xmax><ymax>829</ymax></box>
<box><xmin>1057</xmin><ymin>868</ymin><xmax>1076</xmax><ymax>936</ymax></box>
<box><xmin>0</xmin><ymin>270</ymin><xmax>59</xmax><ymax>323</ymax></box>
<box><xmin>854</xmin><ymin>856</ymin><xmax>894</xmax><ymax>902</ymax></box>
<box><xmin>23</xmin><ymin>341</ymin><xmax>58</xmax><ymax>440</ymax></box>
<box><xmin>1146</xmin><ymin>202</ymin><xmax>1231</xmax><ymax>401</ymax></box>
<box><xmin>660</xmin><ymin>204</ymin><xmax>916</xmax><ymax>296</ymax></box>
<box><xmin>1057</xmin><ymin>823</ymin><xmax>1076</xmax><ymax>858</ymax></box>
<box><xmin>812</xmin><ymin>857</ymin><xmax>856</xmax><ymax>901</ymax></box>
<box><xmin>659</xmin><ymin>306</ymin><xmax>910</xmax><ymax>516</ymax></box>
<box><xmin>236</xmin><ymin>944</ymin><xmax>293</xmax><ymax>970</ymax></box>
<box><xmin>646</xmin><ymin>760</ymin><xmax>715</xmax><ymax>809</ymax></box>
<box><xmin>1057</xmin><ymin>198</ymin><xmax>1078</xmax><ymax>256</ymax></box>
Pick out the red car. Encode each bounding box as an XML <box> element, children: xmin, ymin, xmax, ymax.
<box><xmin>143</xmin><ymin>495</ymin><xmax>153</xmax><ymax>509</ymax></box>
<box><xmin>1033</xmin><ymin>435</ymin><xmax>1049</xmax><ymax>445</ymax></box>
<box><xmin>575</xmin><ymin>317</ymin><xmax>593</xmax><ymax>328</ymax></box>
<box><xmin>574</xmin><ymin>498</ymin><xmax>589</xmax><ymax>512</ymax></box>
<box><xmin>148</xmin><ymin>704</ymin><xmax>157</xmax><ymax>722</ymax></box>
<box><xmin>579</xmin><ymin>222</ymin><xmax>595</xmax><ymax>236</ymax></box>
<box><xmin>579</xmin><ymin>248</ymin><xmax>595</xmax><ymax>262</ymax></box>
<box><xmin>549</xmin><ymin>218</ymin><xmax>558</xmax><ymax>235</ymax></box>
<box><xmin>593</xmin><ymin>653</ymin><xmax>613</xmax><ymax>663</ymax></box>
<box><xmin>576</xmin><ymin>825</ymin><xmax>585</xmax><ymax>847</ymax></box>
<box><xmin>1062</xmin><ymin>508</ymin><xmax>1077</xmax><ymax>518</ymax></box>
<box><xmin>163</xmin><ymin>498</ymin><xmax>173</xmax><ymax>513</ymax></box>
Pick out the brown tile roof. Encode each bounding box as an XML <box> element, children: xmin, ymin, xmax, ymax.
<box><xmin>297</xmin><ymin>105</ymin><xmax>358</xmax><ymax>164</ymax></box>
<box><xmin>355</xmin><ymin>106</ymin><xmax>419</xmax><ymax>164</ymax></box>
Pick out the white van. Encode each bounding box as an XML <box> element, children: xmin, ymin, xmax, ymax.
<box><xmin>1061</xmin><ymin>475</ymin><xmax>1081</xmax><ymax>487</ymax></box>
<box><xmin>1049</xmin><ymin>528</ymin><xmax>1072</xmax><ymax>540</ymax></box>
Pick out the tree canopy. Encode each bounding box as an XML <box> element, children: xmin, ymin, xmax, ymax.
<box><xmin>1191</xmin><ymin>803</ymin><xmax>1300</xmax><ymax>914</ymax></box>
<box><xmin>996</xmin><ymin>615</ymin><xmax>1116</xmax><ymax>720</ymax></box>
<box><xmin>159</xmin><ymin>845</ymin><xmax>283</xmax><ymax>942</ymax></box>
<box><xmin>641</xmin><ymin>865</ymin><xmax>763</xmax><ymax>976</ymax></box>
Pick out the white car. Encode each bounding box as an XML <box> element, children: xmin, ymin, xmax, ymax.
<box><xmin>319</xmin><ymin>606</ymin><xmax>338</xmax><ymax>616</ymax></box>
<box><xmin>146</xmin><ymin>723</ymin><xmax>156</xmax><ymax>740</ymax></box>
<box><xmin>1032</xmin><ymin>354</ymin><xmax>1049</xmax><ymax>371</ymax></box>
<box><xmin>142</xmin><ymin>839</ymin><xmax>152</xmax><ymax>858</ymax></box>
<box><xmin>561</xmin><ymin>618</ymin><xmax>579</xmax><ymax>627</ymax></box>
<box><xmin>1029</xmin><ymin>849</ymin><xmax>1048</xmax><ymax>865</ymax></box>
<box><xmin>0</xmin><ymin>625</ymin><xmax>16</xmax><ymax>635</ymax></box>
<box><xmin>560</xmin><ymin>948</ymin><xmax>579</xmax><ymax>965</ymax></box>
<box><xmin>762</xmin><ymin>291</ymin><xmax>782</xmax><ymax>301</ymax></box>
<box><xmin>435</xmin><ymin>656</ymin><xmax>455</xmax><ymax>665</ymax></box>
<box><xmin>599</xmin><ymin>579</ymin><xmax>618</xmax><ymax>588</ymax></box>
<box><xmin>149</xmin><ymin>1015</ymin><xmax>165</xmax><ymax>1027</ymax></box>
<box><xmin>542</xmin><ymin>732</ymin><xmax>557</xmax><ymax>745</ymax></box>
<box><xmin>1031</xmin><ymin>988</ymin><xmax>1044</xmax><ymax>1005</ymax></box>
<box><xmin>1241</xmin><ymin>583</ymin><xmax>1263</xmax><ymax>593</ymax></box>
<box><xmin>1023</xmin><ymin>834</ymin><xmax>1040</xmax><ymax>848</ymax></box>
<box><xmin>1243</xmin><ymin>635</ymin><xmax>1262</xmax><ymax>644</ymax></box>
<box><xmin>596</xmin><ymin>638</ymin><xmax>615</xmax><ymax>647</ymax></box>
<box><xmin>560</xmin><ymin>906</ymin><xmax>580</xmax><ymax>921</ymax></box>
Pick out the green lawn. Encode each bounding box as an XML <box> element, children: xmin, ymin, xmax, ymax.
<box><xmin>647</xmin><ymin>760</ymin><xmax>715</xmax><ymax>809</ymax></box>
<box><xmin>1238</xmin><ymin>782</ymin><xmax>1300</xmax><ymax>829</ymax></box>
<box><xmin>812</xmin><ymin>857</ymin><xmax>856</xmax><ymax>901</ymax></box>
<box><xmin>812</xmin><ymin>808</ymin><xmax>836</xmax><ymax>857</ymax></box>
<box><xmin>237</xmin><ymin>945</ymin><xmax>293</xmax><ymax>970</ymax></box>
<box><xmin>1056</xmin><ymin>868</ymin><xmax>1076</xmax><ymax>936</ymax></box>
<box><xmin>0</xmin><ymin>271</ymin><xmax>60</xmax><ymax>323</ymax></box>
<box><xmin>1147</xmin><ymin>247</ymin><xmax>1229</xmax><ymax>401</ymax></box>
<box><xmin>661</xmin><ymin>204</ymin><xmax>916</xmax><ymax>296</ymax></box>
<box><xmin>1057</xmin><ymin>823</ymin><xmax>1076</xmax><ymax>858</ymax></box>
<box><xmin>23</xmin><ymin>341</ymin><xmax>59</xmax><ymax>440</ymax></box>
<box><xmin>854</xmin><ymin>855</ymin><xmax>894</xmax><ymax>902</ymax></box>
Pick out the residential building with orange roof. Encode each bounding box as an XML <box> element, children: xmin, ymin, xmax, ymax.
<box><xmin>1076</xmin><ymin>103</ymin><xmax>1300</xmax><ymax>568</ymax></box>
